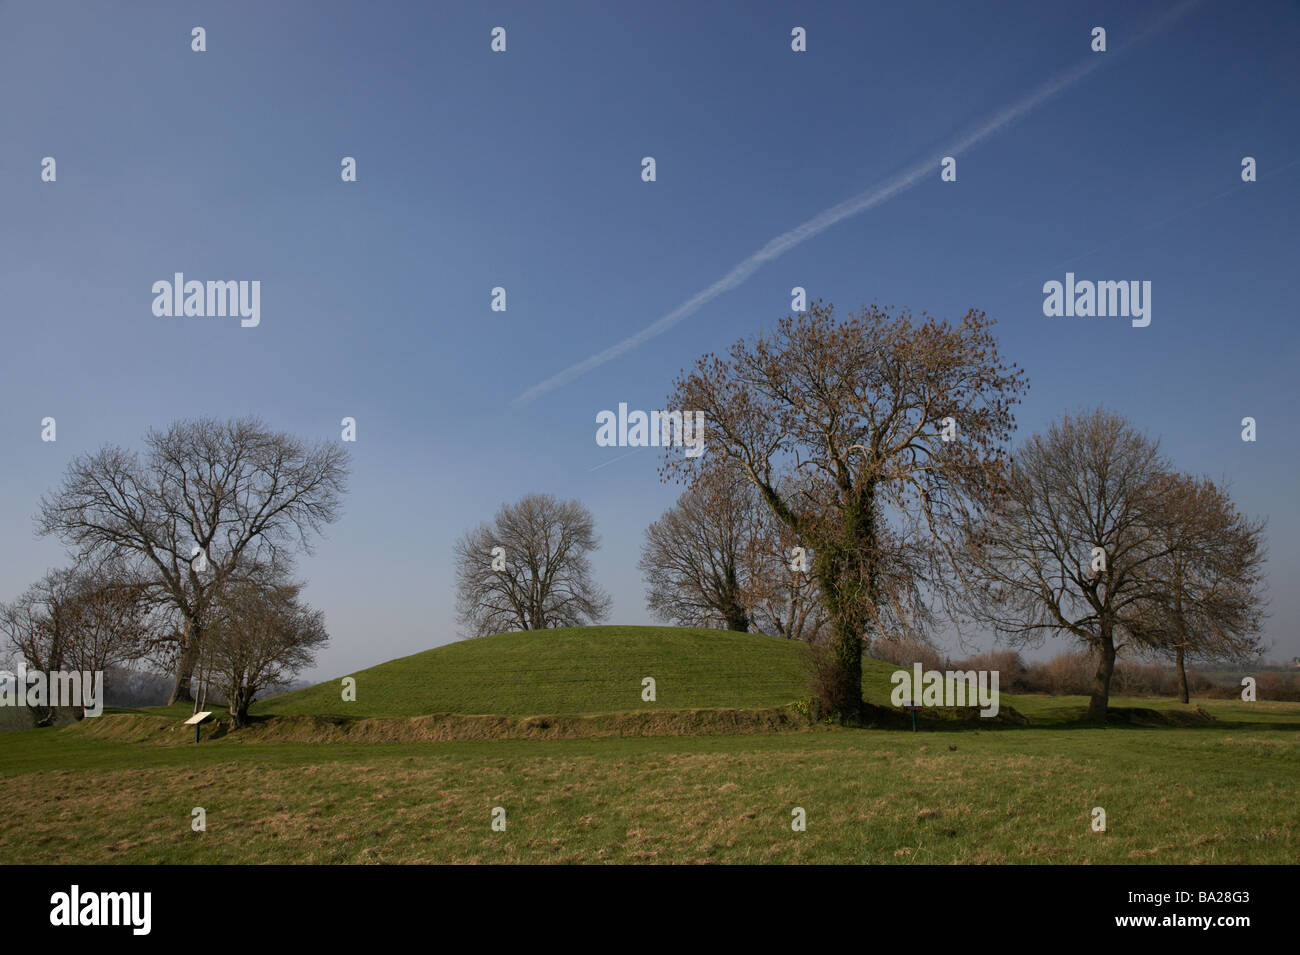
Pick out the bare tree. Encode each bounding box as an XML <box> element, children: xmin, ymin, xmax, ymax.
<box><xmin>744</xmin><ymin>492</ymin><xmax>830</xmax><ymax>642</ymax></box>
<box><xmin>0</xmin><ymin>570</ymin><xmax>77</xmax><ymax>725</ymax></box>
<box><xmin>58</xmin><ymin>565</ymin><xmax>154</xmax><ymax>679</ymax></box>
<box><xmin>1</xmin><ymin>572</ymin><xmax>75</xmax><ymax>673</ymax></box>
<box><xmin>664</xmin><ymin>301</ymin><xmax>1026</xmax><ymax>721</ymax></box>
<box><xmin>0</xmin><ymin>563</ymin><xmax>152</xmax><ymax>721</ymax></box>
<box><xmin>1127</xmin><ymin>473</ymin><xmax>1267</xmax><ymax>702</ymax></box>
<box><xmin>454</xmin><ymin>493</ymin><xmax>611</xmax><ymax>637</ymax></box>
<box><xmin>37</xmin><ymin>417</ymin><xmax>350</xmax><ymax>704</ymax></box>
<box><xmin>959</xmin><ymin>409</ymin><xmax>1178</xmax><ymax>720</ymax></box>
<box><xmin>640</xmin><ymin>468</ymin><xmax>829</xmax><ymax>639</ymax></box>
<box><xmin>640</xmin><ymin>468</ymin><xmax>758</xmax><ymax>631</ymax></box>
<box><xmin>204</xmin><ymin>569</ymin><xmax>328</xmax><ymax>728</ymax></box>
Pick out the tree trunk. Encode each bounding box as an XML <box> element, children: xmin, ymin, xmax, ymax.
<box><xmin>168</xmin><ymin>625</ymin><xmax>201</xmax><ymax>705</ymax></box>
<box><xmin>829</xmin><ymin>613</ymin><xmax>863</xmax><ymax>723</ymax></box>
<box><xmin>810</xmin><ymin>482</ymin><xmax>878</xmax><ymax>724</ymax></box>
<box><xmin>722</xmin><ymin>567</ymin><xmax>748</xmax><ymax>631</ymax></box>
<box><xmin>1088</xmin><ymin>632</ymin><xmax>1117</xmax><ymax>721</ymax></box>
<box><xmin>760</xmin><ymin>475</ymin><xmax>875</xmax><ymax>721</ymax></box>
<box><xmin>1175</xmin><ymin>645</ymin><xmax>1189</xmax><ymax>704</ymax></box>
<box><xmin>229</xmin><ymin>687</ymin><xmax>251</xmax><ymax>728</ymax></box>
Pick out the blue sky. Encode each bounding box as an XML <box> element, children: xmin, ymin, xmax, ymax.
<box><xmin>2</xmin><ymin>0</ymin><xmax>1298</xmax><ymax>680</ymax></box>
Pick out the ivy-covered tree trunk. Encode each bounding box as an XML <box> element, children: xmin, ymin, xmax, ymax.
<box><xmin>822</xmin><ymin>601</ymin><xmax>865</xmax><ymax>722</ymax></box>
<box><xmin>811</xmin><ymin>482</ymin><xmax>878</xmax><ymax>724</ymax></box>
<box><xmin>723</xmin><ymin>607</ymin><xmax>750</xmax><ymax>632</ymax></box>
<box><xmin>722</xmin><ymin>567</ymin><xmax>749</xmax><ymax>631</ymax></box>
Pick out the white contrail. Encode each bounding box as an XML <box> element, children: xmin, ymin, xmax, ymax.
<box><xmin>587</xmin><ymin>447</ymin><xmax>641</xmax><ymax>472</ymax></box>
<box><xmin>513</xmin><ymin>2</ymin><xmax>1200</xmax><ymax>406</ymax></box>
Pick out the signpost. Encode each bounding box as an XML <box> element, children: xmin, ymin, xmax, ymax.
<box><xmin>184</xmin><ymin>710</ymin><xmax>213</xmax><ymax>743</ymax></box>
<box><xmin>902</xmin><ymin>701</ymin><xmax>923</xmax><ymax>733</ymax></box>
<box><xmin>184</xmin><ymin>657</ymin><xmax>214</xmax><ymax>742</ymax></box>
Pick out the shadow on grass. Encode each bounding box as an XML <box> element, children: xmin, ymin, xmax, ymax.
<box><xmin>893</xmin><ymin>703</ymin><xmax>1300</xmax><ymax>733</ymax></box>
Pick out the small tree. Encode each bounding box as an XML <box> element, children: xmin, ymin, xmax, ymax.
<box><xmin>1127</xmin><ymin>473</ymin><xmax>1267</xmax><ymax>702</ymax></box>
<box><xmin>640</xmin><ymin>468</ymin><xmax>828</xmax><ymax>639</ymax></box>
<box><xmin>454</xmin><ymin>493</ymin><xmax>611</xmax><ymax>637</ymax></box>
<box><xmin>1</xmin><ymin>571</ymin><xmax>75</xmax><ymax>674</ymax></box>
<box><xmin>204</xmin><ymin>570</ymin><xmax>327</xmax><ymax>728</ymax></box>
<box><xmin>0</xmin><ymin>563</ymin><xmax>152</xmax><ymax>721</ymax></box>
<box><xmin>0</xmin><ymin>570</ymin><xmax>75</xmax><ymax>726</ymax></box>
<box><xmin>640</xmin><ymin>468</ymin><xmax>759</xmax><ymax>632</ymax></box>
<box><xmin>960</xmin><ymin>409</ymin><xmax>1175</xmax><ymax>720</ymax></box>
<box><xmin>744</xmin><ymin>496</ymin><xmax>830</xmax><ymax>642</ymax></box>
<box><xmin>61</xmin><ymin>565</ymin><xmax>155</xmax><ymax>679</ymax></box>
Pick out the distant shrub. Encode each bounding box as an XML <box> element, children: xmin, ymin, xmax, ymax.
<box><xmin>871</xmin><ymin>640</ymin><xmax>1297</xmax><ymax>702</ymax></box>
<box><xmin>871</xmin><ymin>636</ymin><xmax>946</xmax><ymax>673</ymax></box>
<box><xmin>1007</xmin><ymin>648</ymin><xmax>1296</xmax><ymax>701</ymax></box>
<box><xmin>1197</xmin><ymin>672</ymin><xmax>1300</xmax><ymax>701</ymax></box>
<box><xmin>949</xmin><ymin>649</ymin><xmax>1029</xmax><ymax>691</ymax></box>
<box><xmin>1109</xmin><ymin>661</ymin><xmax>1208</xmax><ymax>697</ymax></box>
<box><xmin>1020</xmin><ymin>650</ymin><xmax>1094</xmax><ymax>696</ymax></box>
<box><xmin>1256</xmin><ymin>672</ymin><xmax>1300</xmax><ymax>701</ymax></box>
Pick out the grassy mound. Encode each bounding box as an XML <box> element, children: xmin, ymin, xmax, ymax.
<box><xmin>256</xmin><ymin>626</ymin><xmax>827</xmax><ymax>719</ymax></box>
<box><xmin>252</xmin><ymin>625</ymin><xmax>1023</xmax><ymax>729</ymax></box>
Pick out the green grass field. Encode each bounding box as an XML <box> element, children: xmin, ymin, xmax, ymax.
<box><xmin>2</xmin><ymin>626</ymin><xmax>1296</xmax><ymax>864</ymax></box>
